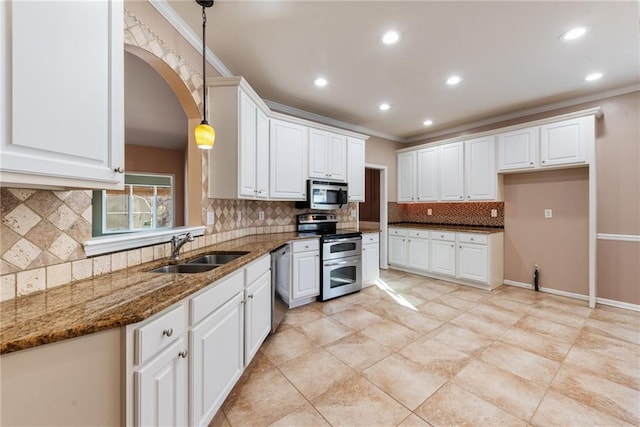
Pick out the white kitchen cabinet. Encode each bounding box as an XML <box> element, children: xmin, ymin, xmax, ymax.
<box><xmin>189</xmin><ymin>292</ymin><xmax>244</xmax><ymax>427</ymax></box>
<box><xmin>407</xmin><ymin>230</ymin><xmax>430</xmax><ymax>271</ymax></box>
<box><xmin>497</xmin><ymin>127</ymin><xmax>538</xmax><ymax>171</ymax></box>
<box><xmin>458</xmin><ymin>242</ymin><xmax>488</xmax><ymax>283</ymax></box>
<box><xmin>540</xmin><ymin>116</ymin><xmax>590</xmax><ymax>167</ymax></box>
<box><xmin>362</xmin><ymin>232</ymin><xmax>380</xmax><ymax>286</ymax></box>
<box><xmin>388</xmin><ymin>228</ymin><xmax>408</xmax><ymax>267</ymax></box>
<box><xmin>244</xmin><ymin>257</ymin><xmax>272</xmax><ymax>366</ymax></box>
<box><xmin>439</xmin><ymin>142</ymin><xmax>465</xmax><ymax>201</ymax></box>
<box><xmin>465</xmin><ymin>136</ymin><xmax>496</xmax><ymax>200</ymax></box>
<box><xmin>347</xmin><ymin>137</ymin><xmax>366</xmax><ymax>202</ymax></box>
<box><xmin>135</xmin><ymin>338</ymin><xmax>188</xmax><ymax>427</ymax></box>
<box><xmin>397</xmin><ymin>152</ymin><xmax>416</xmax><ymax>202</ymax></box>
<box><xmin>270</xmin><ymin>119</ymin><xmax>307</xmax><ymax>200</ymax></box>
<box><xmin>0</xmin><ymin>0</ymin><xmax>124</xmax><ymax>190</ymax></box>
<box><xmin>208</xmin><ymin>79</ymin><xmax>270</xmax><ymax>199</ymax></box>
<box><xmin>416</xmin><ymin>147</ymin><xmax>438</xmax><ymax>202</ymax></box>
<box><xmin>456</xmin><ymin>233</ymin><xmax>503</xmax><ymax>289</ymax></box>
<box><xmin>309</xmin><ymin>129</ymin><xmax>347</xmax><ymax>181</ymax></box>
<box><xmin>431</xmin><ymin>232</ymin><xmax>457</xmax><ymax>276</ymax></box>
<box><xmin>292</xmin><ymin>239</ymin><xmax>320</xmax><ymax>302</ymax></box>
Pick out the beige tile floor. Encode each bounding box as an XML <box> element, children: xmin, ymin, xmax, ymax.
<box><xmin>211</xmin><ymin>269</ymin><xmax>640</xmax><ymax>427</ymax></box>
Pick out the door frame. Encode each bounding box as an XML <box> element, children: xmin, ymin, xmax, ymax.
<box><xmin>365</xmin><ymin>163</ymin><xmax>389</xmax><ymax>269</ymax></box>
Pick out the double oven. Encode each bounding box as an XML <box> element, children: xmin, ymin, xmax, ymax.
<box><xmin>297</xmin><ymin>214</ymin><xmax>362</xmax><ymax>301</ymax></box>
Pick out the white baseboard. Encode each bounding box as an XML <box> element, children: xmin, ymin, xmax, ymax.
<box><xmin>502</xmin><ymin>280</ymin><xmax>589</xmax><ymax>301</ymax></box>
<box><xmin>596</xmin><ymin>297</ymin><xmax>640</xmax><ymax>312</ymax></box>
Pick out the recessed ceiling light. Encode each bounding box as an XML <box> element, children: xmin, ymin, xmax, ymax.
<box><xmin>314</xmin><ymin>77</ymin><xmax>328</xmax><ymax>87</ymax></box>
<box><xmin>382</xmin><ymin>30</ymin><xmax>400</xmax><ymax>45</ymax></box>
<box><xmin>379</xmin><ymin>103</ymin><xmax>391</xmax><ymax>111</ymax></box>
<box><xmin>585</xmin><ymin>72</ymin><xmax>603</xmax><ymax>82</ymax></box>
<box><xmin>446</xmin><ymin>75</ymin><xmax>462</xmax><ymax>86</ymax></box>
<box><xmin>423</xmin><ymin>119</ymin><xmax>433</xmax><ymax>126</ymax></box>
<box><xmin>561</xmin><ymin>26</ymin><xmax>589</xmax><ymax>41</ymax></box>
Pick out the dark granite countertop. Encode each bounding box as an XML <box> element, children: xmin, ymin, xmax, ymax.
<box><xmin>388</xmin><ymin>222</ymin><xmax>504</xmax><ymax>234</ymax></box>
<box><xmin>0</xmin><ymin>232</ymin><xmax>315</xmax><ymax>355</ymax></box>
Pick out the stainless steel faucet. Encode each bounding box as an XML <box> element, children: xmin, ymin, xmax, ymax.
<box><xmin>170</xmin><ymin>233</ymin><xmax>194</xmax><ymax>261</ymax></box>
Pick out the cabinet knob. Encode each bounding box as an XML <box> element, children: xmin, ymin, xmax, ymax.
<box><xmin>451</xmin><ymin>245</ymin><xmax>455</xmax><ymax>248</ymax></box>
<box><xmin>529</xmin><ymin>162</ymin><xmax>534</xmax><ymax>165</ymax></box>
<box><xmin>178</xmin><ymin>350</ymin><xmax>188</xmax><ymax>359</ymax></box>
<box><xmin>541</xmin><ymin>160</ymin><xmax>546</xmax><ymax>164</ymax></box>
<box><xmin>162</xmin><ymin>328</ymin><xmax>173</xmax><ymax>337</ymax></box>
<box><xmin>467</xmin><ymin>195</ymin><xmax>471</xmax><ymax>198</ymax></box>
<box><xmin>114</xmin><ymin>167</ymin><xmax>124</xmax><ymax>174</ymax></box>
<box><xmin>248</xmin><ymin>294</ymin><xmax>254</xmax><ymax>299</ymax></box>
<box><xmin>460</xmin><ymin>196</ymin><xmax>463</xmax><ymax>199</ymax></box>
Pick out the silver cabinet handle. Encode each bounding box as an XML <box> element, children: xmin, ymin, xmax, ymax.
<box><xmin>162</xmin><ymin>328</ymin><xmax>173</xmax><ymax>337</ymax></box>
<box><xmin>178</xmin><ymin>350</ymin><xmax>188</xmax><ymax>358</ymax></box>
<box><xmin>114</xmin><ymin>167</ymin><xmax>124</xmax><ymax>173</ymax></box>
<box><xmin>248</xmin><ymin>294</ymin><xmax>254</xmax><ymax>299</ymax></box>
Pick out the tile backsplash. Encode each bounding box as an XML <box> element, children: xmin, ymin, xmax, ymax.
<box><xmin>388</xmin><ymin>201</ymin><xmax>504</xmax><ymax>227</ymax></box>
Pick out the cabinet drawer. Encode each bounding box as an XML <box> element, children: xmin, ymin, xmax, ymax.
<box><xmin>431</xmin><ymin>231</ymin><xmax>456</xmax><ymax>242</ymax></box>
<box><xmin>362</xmin><ymin>233</ymin><xmax>379</xmax><ymax>244</ymax></box>
<box><xmin>458</xmin><ymin>233</ymin><xmax>488</xmax><ymax>244</ymax></box>
<box><xmin>135</xmin><ymin>304</ymin><xmax>185</xmax><ymax>366</ymax></box>
<box><xmin>292</xmin><ymin>239</ymin><xmax>319</xmax><ymax>253</ymax></box>
<box><xmin>190</xmin><ymin>271</ymin><xmax>244</xmax><ymax>326</ymax></box>
<box><xmin>246</xmin><ymin>254</ymin><xmax>270</xmax><ymax>284</ymax></box>
<box><xmin>408</xmin><ymin>229</ymin><xmax>430</xmax><ymax>239</ymax></box>
<box><xmin>389</xmin><ymin>228</ymin><xmax>407</xmax><ymax>237</ymax></box>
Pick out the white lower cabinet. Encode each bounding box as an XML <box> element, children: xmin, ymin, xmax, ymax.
<box><xmin>362</xmin><ymin>232</ymin><xmax>380</xmax><ymax>286</ymax></box>
<box><xmin>407</xmin><ymin>230</ymin><xmax>430</xmax><ymax>271</ymax></box>
<box><xmin>388</xmin><ymin>229</ymin><xmax>408</xmax><ymax>267</ymax></box>
<box><xmin>458</xmin><ymin>243</ymin><xmax>488</xmax><ymax>282</ymax></box>
<box><xmin>430</xmin><ymin>233</ymin><xmax>457</xmax><ymax>276</ymax></box>
<box><xmin>244</xmin><ymin>268</ymin><xmax>272</xmax><ymax>366</ymax></box>
<box><xmin>291</xmin><ymin>239</ymin><xmax>320</xmax><ymax>305</ymax></box>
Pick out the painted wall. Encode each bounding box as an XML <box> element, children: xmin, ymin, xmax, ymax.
<box><xmin>125</xmin><ymin>144</ymin><xmax>186</xmax><ymax>227</ymax></box>
<box><xmin>503</xmin><ymin>168</ymin><xmax>589</xmax><ymax>295</ymax></box>
<box><xmin>365</xmin><ymin>135</ymin><xmax>403</xmax><ymax>202</ymax></box>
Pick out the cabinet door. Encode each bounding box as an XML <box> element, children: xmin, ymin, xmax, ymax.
<box><xmin>407</xmin><ymin>237</ymin><xmax>429</xmax><ymax>271</ymax></box>
<box><xmin>497</xmin><ymin>127</ymin><xmax>537</xmax><ymax>171</ymax></box>
<box><xmin>347</xmin><ymin>138</ymin><xmax>365</xmax><ymax>202</ymax></box>
<box><xmin>416</xmin><ymin>148</ymin><xmax>438</xmax><ymax>202</ymax></box>
<box><xmin>465</xmin><ymin>136</ymin><xmax>496</xmax><ymax>200</ymax></box>
<box><xmin>327</xmin><ymin>133</ymin><xmax>347</xmax><ymax>181</ymax></box>
<box><xmin>362</xmin><ymin>242</ymin><xmax>380</xmax><ymax>285</ymax></box>
<box><xmin>431</xmin><ymin>240</ymin><xmax>456</xmax><ymax>276</ymax></box>
<box><xmin>458</xmin><ymin>243</ymin><xmax>488</xmax><ymax>283</ymax></box>
<box><xmin>1</xmin><ymin>1</ymin><xmax>124</xmax><ymax>189</ymax></box>
<box><xmin>438</xmin><ymin>143</ymin><xmax>464</xmax><ymax>201</ymax></box>
<box><xmin>270</xmin><ymin>120</ymin><xmax>307</xmax><ymax>200</ymax></box>
<box><xmin>245</xmin><ymin>271</ymin><xmax>272</xmax><ymax>366</ymax></box>
<box><xmin>292</xmin><ymin>251</ymin><xmax>320</xmax><ymax>299</ymax></box>
<box><xmin>189</xmin><ymin>293</ymin><xmax>244</xmax><ymax>427</ymax></box>
<box><xmin>397</xmin><ymin>152</ymin><xmax>416</xmax><ymax>202</ymax></box>
<box><xmin>135</xmin><ymin>338</ymin><xmax>188</xmax><ymax>427</ymax></box>
<box><xmin>255</xmin><ymin>109</ymin><xmax>270</xmax><ymax>198</ymax></box>
<box><xmin>388</xmin><ymin>235</ymin><xmax>407</xmax><ymax>267</ymax></box>
<box><xmin>238</xmin><ymin>92</ymin><xmax>258</xmax><ymax>198</ymax></box>
<box><xmin>540</xmin><ymin>117</ymin><xmax>589</xmax><ymax>167</ymax></box>
<box><xmin>308</xmin><ymin>129</ymin><xmax>329</xmax><ymax>179</ymax></box>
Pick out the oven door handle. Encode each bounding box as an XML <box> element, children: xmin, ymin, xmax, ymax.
<box><xmin>323</xmin><ymin>237</ymin><xmax>361</xmax><ymax>244</ymax></box>
<box><xmin>324</xmin><ymin>260</ymin><xmax>358</xmax><ymax>267</ymax></box>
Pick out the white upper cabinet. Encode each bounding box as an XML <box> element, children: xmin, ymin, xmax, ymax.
<box><xmin>439</xmin><ymin>142</ymin><xmax>465</xmax><ymax>201</ymax></box>
<box><xmin>270</xmin><ymin>119</ymin><xmax>307</xmax><ymax>200</ymax></box>
<box><xmin>208</xmin><ymin>81</ymin><xmax>270</xmax><ymax>199</ymax></box>
<box><xmin>540</xmin><ymin>116</ymin><xmax>591</xmax><ymax>167</ymax></box>
<box><xmin>347</xmin><ymin>137</ymin><xmax>365</xmax><ymax>202</ymax></box>
<box><xmin>0</xmin><ymin>0</ymin><xmax>124</xmax><ymax>190</ymax></box>
<box><xmin>308</xmin><ymin>129</ymin><xmax>347</xmax><ymax>181</ymax></box>
<box><xmin>497</xmin><ymin>127</ymin><xmax>538</xmax><ymax>171</ymax></box>
<box><xmin>465</xmin><ymin>136</ymin><xmax>496</xmax><ymax>200</ymax></box>
<box><xmin>416</xmin><ymin>147</ymin><xmax>438</xmax><ymax>202</ymax></box>
<box><xmin>397</xmin><ymin>151</ymin><xmax>416</xmax><ymax>202</ymax></box>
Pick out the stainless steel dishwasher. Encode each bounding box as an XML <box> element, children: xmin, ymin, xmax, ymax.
<box><xmin>270</xmin><ymin>244</ymin><xmax>290</xmax><ymax>333</ymax></box>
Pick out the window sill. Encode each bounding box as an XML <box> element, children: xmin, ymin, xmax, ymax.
<box><xmin>83</xmin><ymin>226</ymin><xmax>206</xmax><ymax>257</ymax></box>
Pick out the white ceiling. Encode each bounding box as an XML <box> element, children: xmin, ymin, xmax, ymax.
<box><xmin>143</xmin><ymin>1</ymin><xmax>639</xmax><ymax>145</ymax></box>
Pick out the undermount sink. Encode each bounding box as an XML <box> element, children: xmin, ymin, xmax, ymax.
<box><xmin>186</xmin><ymin>252</ymin><xmax>249</xmax><ymax>265</ymax></box>
<box><xmin>149</xmin><ymin>263</ymin><xmax>218</xmax><ymax>274</ymax></box>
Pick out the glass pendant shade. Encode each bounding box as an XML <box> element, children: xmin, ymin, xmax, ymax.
<box><xmin>195</xmin><ymin>121</ymin><xmax>215</xmax><ymax>149</ymax></box>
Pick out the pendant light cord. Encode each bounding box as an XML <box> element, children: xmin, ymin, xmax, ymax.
<box><xmin>201</xmin><ymin>6</ymin><xmax>207</xmax><ymax>123</ymax></box>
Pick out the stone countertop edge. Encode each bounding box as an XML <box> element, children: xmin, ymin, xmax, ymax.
<box><xmin>388</xmin><ymin>222</ymin><xmax>504</xmax><ymax>234</ymax></box>
<box><xmin>0</xmin><ymin>232</ymin><xmax>312</xmax><ymax>355</ymax></box>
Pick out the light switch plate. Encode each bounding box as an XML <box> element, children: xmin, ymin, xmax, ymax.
<box><xmin>350</xmin><ymin>209</ymin><xmax>357</xmax><ymax>218</ymax></box>
<box><xmin>491</xmin><ymin>209</ymin><xmax>498</xmax><ymax>217</ymax></box>
<box><xmin>427</xmin><ymin>209</ymin><xmax>432</xmax><ymax>216</ymax></box>
<box><xmin>544</xmin><ymin>209</ymin><xmax>553</xmax><ymax>218</ymax></box>
<box><xmin>258</xmin><ymin>211</ymin><xmax>265</xmax><ymax>221</ymax></box>
<box><xmin>207</xmin><ymin>212</ymin><xmax>215</xmax><ymax>225</ymax></box>
<box><xmin>237</xmin><ymin>211</ymin><xmax>242</xmax><ymax>222</ymax></box>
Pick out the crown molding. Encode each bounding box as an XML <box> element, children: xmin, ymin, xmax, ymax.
<box><xmin>149</xmin><ymin>0</ymin><xmax>232</xmax><ymax>78</ymax></box>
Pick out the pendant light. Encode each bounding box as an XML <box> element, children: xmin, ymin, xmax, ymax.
<box><xmin>195</xmin><ymin>0</ymin><xmax>215</xmax><ymax>149</ymax></box>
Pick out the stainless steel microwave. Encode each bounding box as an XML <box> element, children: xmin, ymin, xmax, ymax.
<box><xmin>296</xmin><ymin>180</ymin><xmax>348</xmax><ymax>210</ymax></box>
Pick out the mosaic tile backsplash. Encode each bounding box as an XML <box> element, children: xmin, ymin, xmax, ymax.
<box><xmin>388</xmin><ymin>201</ymin><xmax>504</xmax><ymax>227</ymax></box>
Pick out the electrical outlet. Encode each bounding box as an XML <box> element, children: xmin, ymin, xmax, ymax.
<box><xmin>258</xmin><ymin>211</ymin><xmax>265</xmax><ymax>221</ymax></box>
<box><xmin>350</xmin><ymin>209</ymin><xmax>357</xmax><ymax>218</ymax></box>
<box><xmin>427</xmin><ymin>209</ymin><xmax>432</xmax><ymax>216</ymax></box>
<box><xmin>207</xmin><ymin>212</ymin><xmax>215</xmax><ymax>225</ymax></box>
<box><xmin>237</xmin><ymin>211</ymin><xmax>242</xmax><ymax>222</ymax></box>
<box><xmin>544</xmin><ymin>209</ymin><xmax>553</xmax><ymax>218</ymax></box>
<box><xmin>491</xmin><ymin>209</ymin><xmax>498</xmax><ymax>218</ymax></box>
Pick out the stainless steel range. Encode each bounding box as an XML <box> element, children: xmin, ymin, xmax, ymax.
<box><xmin>296</xmin><ymin>214</ymin><xmax>362</xmax><ymax>301</ymax></box>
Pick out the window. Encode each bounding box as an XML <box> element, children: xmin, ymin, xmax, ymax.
<box><xmin>93</xmin><ymin>173</ymin><xmax>174</xmax><ymax>236</ymax></box>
